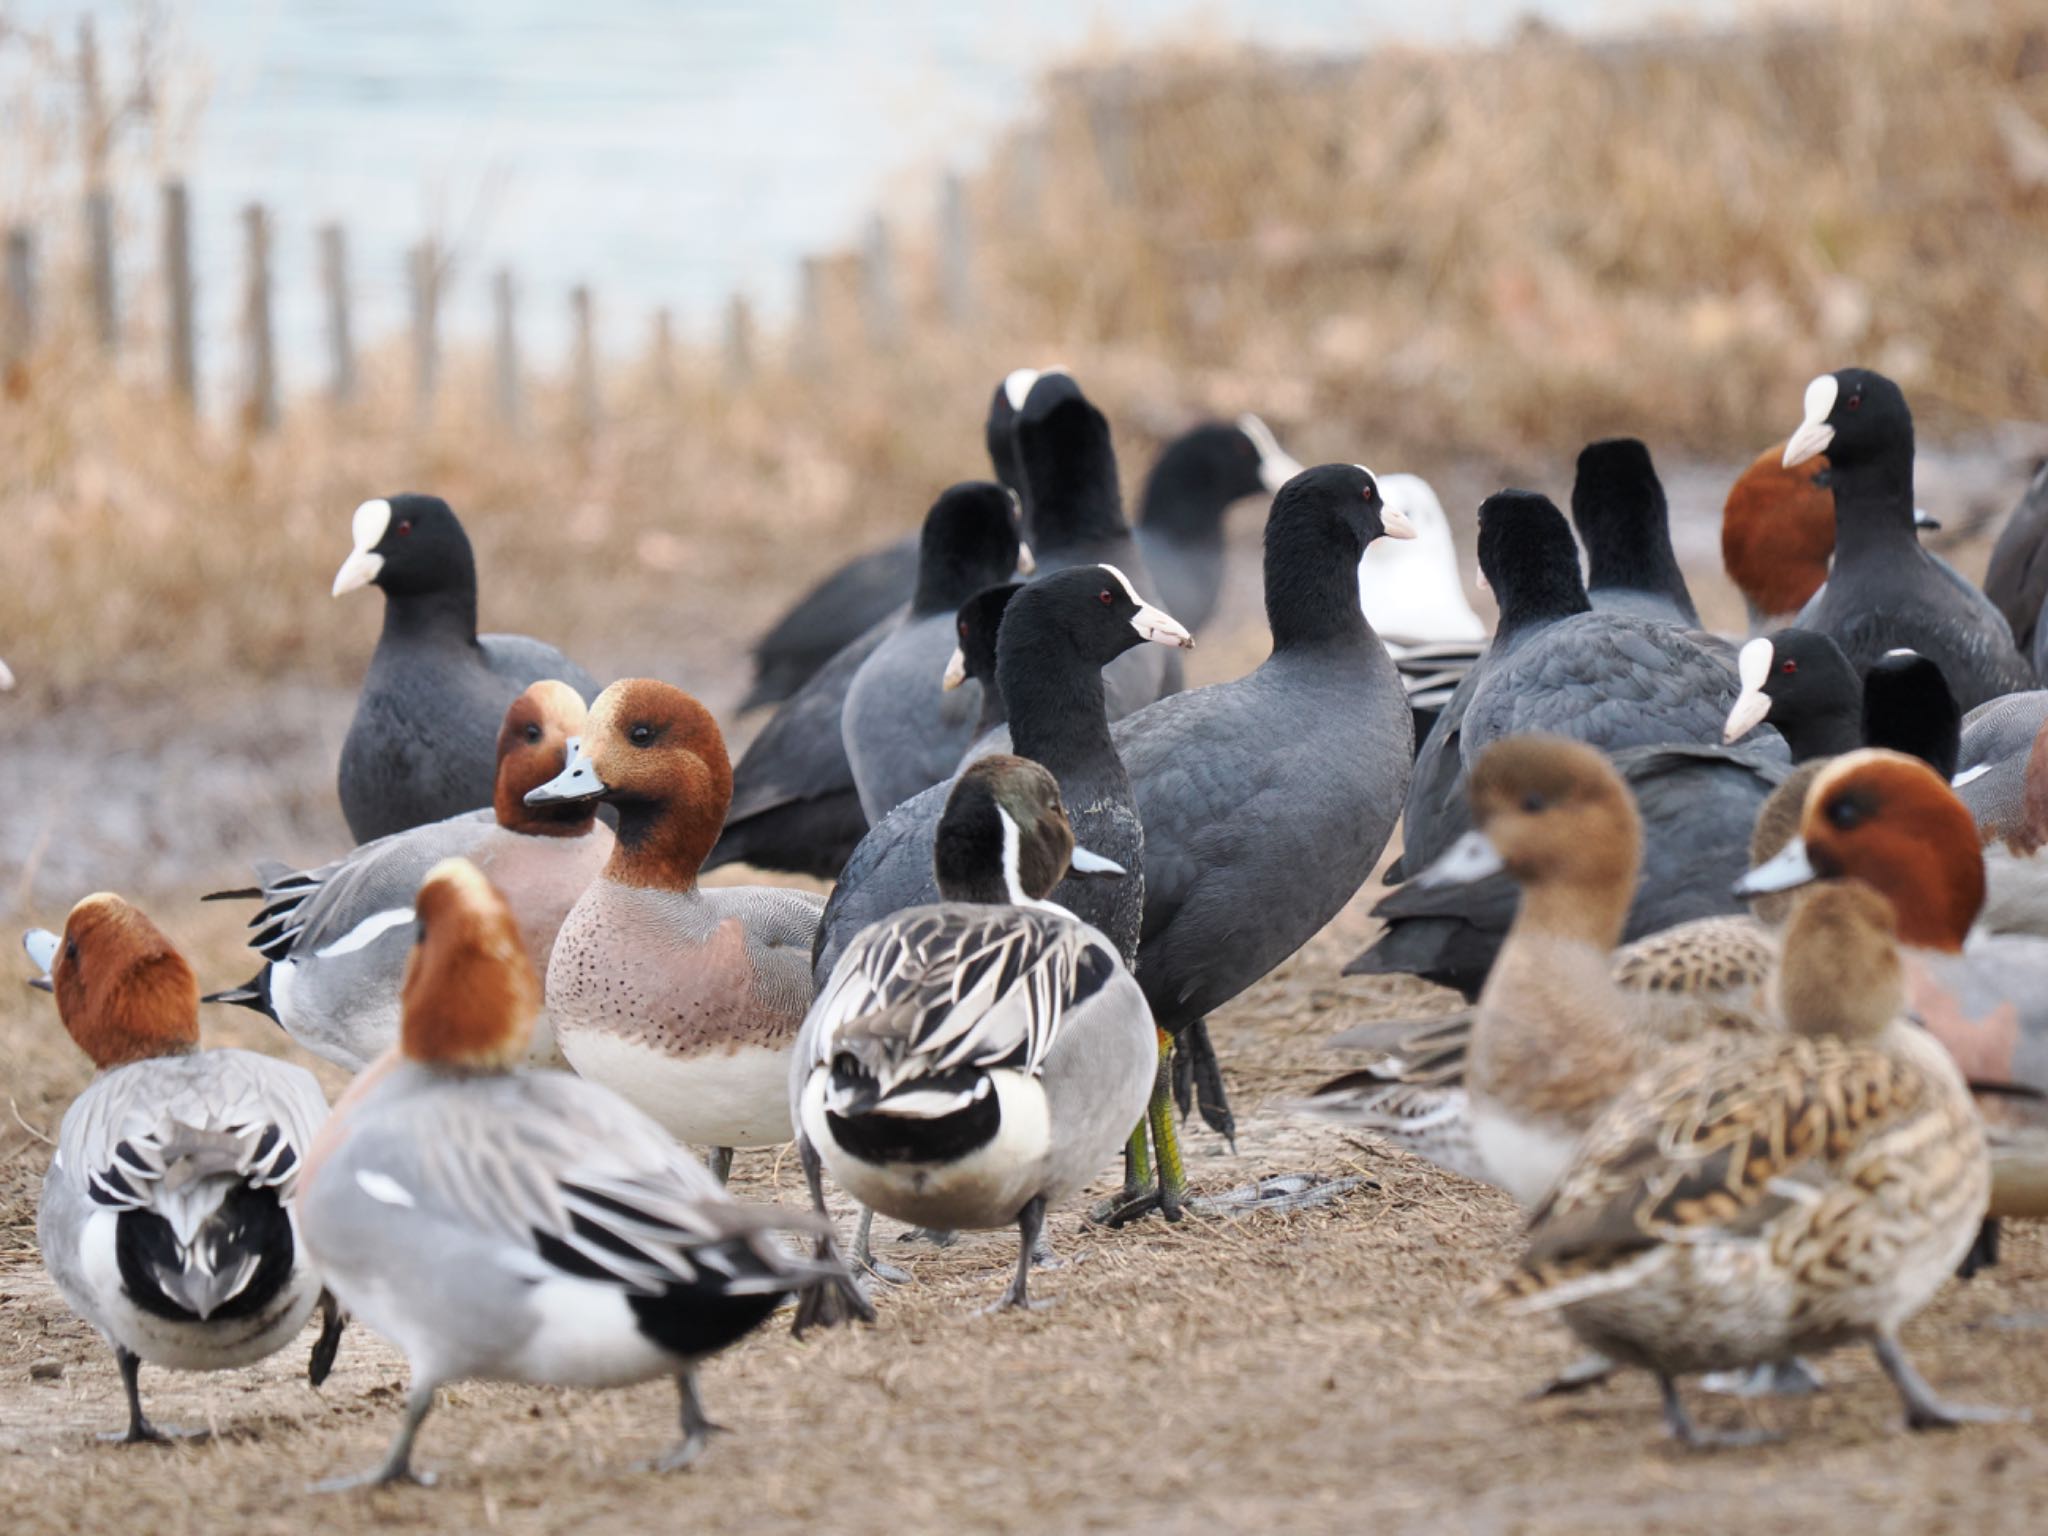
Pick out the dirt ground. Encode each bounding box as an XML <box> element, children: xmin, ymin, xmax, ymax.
<box><xmin>3</xmin><ymin>455</ymin><xmax>2046</xmax><ymax>1534</ymax></box>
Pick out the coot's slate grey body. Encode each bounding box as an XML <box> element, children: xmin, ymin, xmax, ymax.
<box><xmin>1983</xmin><ymin>462</ymin><xmax>2048</xmax><ymax>659</ymax></box>
<box><xmin>1014</xmin><ymin>372</ymin><xmax>1183</xmax><ymax>718</ymax></box>
<box><xmin>1784</xmin><ymin>368</ymin><xmax>2034</xmax><ymax>710</ymax></box>
<box><xmin>814</xmin><ymin>567</ymin><xmax>1190</xmax><ymax>982</ymax></box>
<box><xmin>842</xmin><ymin>484</ymin><xmax>1027</xmax><ymax>822</ymax></box>
<box><xmin>334</xmin><ymin>494</ymin><xmax>598</xmax><ymax>844</ymax></box>
<box><xmin>1113</xmin><ymin>465</ymin><xmax>1414</xmax><ymax>1050</ymax></box>
<box><xmin>1352</xmin><ymin>743</ymin><xmax>1787</xmax><ymax>999</ymax></box>
<box><xmin>1130</xmin><ymin>419</ymin><xmax>1289</xmax><ymax>633</ymax></box>
<box><xmin>1570</xmin><ymin>437</ymin><xmax>1701</xmax><ymax>627</ymax></box>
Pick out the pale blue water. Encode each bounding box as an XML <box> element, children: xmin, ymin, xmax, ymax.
<box><xmin>13</xmin><ymin>0</ymin><xmax>1729</xmax><ymax>400</ymax></box>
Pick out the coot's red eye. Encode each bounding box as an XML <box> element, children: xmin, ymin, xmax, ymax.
<box><xmin>959</xmin><ymin>620</ymin><xmax>970</xmax><ymax>638</ymax></box>
<box><xmin>1098</xmin><ymin>590</ymin><xmax>1113</xmax><ymax>605</ymax></box>
<box><xmin>1782</xmin><ymin>660</ymin><xmax>1798</xmax><ymax>675</ymax></box>
<box><xmin>1845</xmin><ymin>395</ymin><xmax>1861</xmax><ymax>412</ymax></box>
<box><xmin>395</xmin><ymin>519</ymin><xmax>413</xmax><ymax>536</ymax></box>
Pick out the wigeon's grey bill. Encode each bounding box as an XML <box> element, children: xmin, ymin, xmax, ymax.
<box><xmin>23</xmin><ymin>928</ymin><xmax>57</xmax><ymax>991</ymax></box>
<box><xmin>524</xmin><ymin>737</ymin><xmax>605</xmax><ymax>806</ymax></box>
<box><xmin>1782</xmin><ymin>375</ymin><xmax>1838</xmax><ymax>468</ymax></box>
<box><xmin>1238</xmin><ymin>414</ymin><xmax>1306</xmax><ymax>495</ymax></box>
<box><xmin>1734</xmin><ymin>837</ymin><xmax>1819</xmax><ymax>898</ymax></box>
<box><xmin>331</xmin><ymin>498</ymin><xmax>392</xmax><ymax>596</ymax></box>
<box><xmin>1015</xmin><ymin>542</ymin><xmax>1036</xmax><ymax>576</ymax></box>
<box><xmin>1416</xmin><ymin>830</ymin><xmax>1505</xmax><ymax>888</ymax></box>
<box><xmin>941</xmin><ymin>649</ymin><xmax>969</xmax><ymax>691</ymax></box>
<box><xmin>1130</xmin><ymin>601</ymin><xmax>1195</xmax><ymax>650</ymax></box>
<box><xmin>1913</xmin><ymin>508</ymin><xmax>1941</xmax><ymax>532</ymax></box>
<box><xmin>1066</xmin><ymin>845</ymin><xmax>1126</xmax><ymax>879</ymax></box>
<box><xmin>1378</xmin><ymin>501</ymin><xmax>1418</xmax><ymax>541</ymax></box>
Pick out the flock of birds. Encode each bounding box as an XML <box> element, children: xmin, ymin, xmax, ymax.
<box><xmin>18</xmin><ymin>360</ymin><xmax>2048</xmax><ymax>1489</ymax></box>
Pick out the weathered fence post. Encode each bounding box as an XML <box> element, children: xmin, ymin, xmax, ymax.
<box><xmin>240</xmin><ymin>203</ymin><xmax>277</xmax><ymax>432</ymax></box>
<box><xmin>569</xmin><ymin>284</ymin><xmax>598</xmax><ymax>432</ymax></box>
<box><xmin>319</xmin><ymin>223</ymin><xmax>354</xmax><ymax>404</ymax></box>
<box><xmin>937</xmin><ymin>171</ymin><xmax>974</xmax><ymax>324</ymax></box>
<box><xmin>80</xmin><ymin>18</ymin><xmax>116</xmax><ymax>353</ymax></box>
<box><xmin>650</xmin><ymin>307</ymin><xmax>676</xmax><ymax>399</ymax></box>
<box><xmin>409</xmin><ymin>240</ymin><xmax>439</xmax><ymax>412</ymax></box>
<box><xmin>162</xmin><ymin>180</ymin><xmax>196</xmax><ymax>403</ymax></box>
<box><xmin>4</xmin><ymin>227</ymin><xmax>35</xmax><ymax>372</ymax></box>
<box><xmin>723</xmin><ymin>294</ymin><xmax>754</xmax><ymax>387</ymax></box>
<box><xmin>797</xmin><ymin>256</ymin><xmax>826</xmax><ymax>370</ymax></box>
<box><xmin>861</xmin><ymin>214</ymin><xmax>900</xmax><ymax>349</ymax></box>
<box><xmin>492</xmin><ymin>268</ymin><xmax>520</xmax><ymax>428</ymax></box>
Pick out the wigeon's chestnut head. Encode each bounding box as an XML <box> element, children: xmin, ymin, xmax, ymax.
<box><xmin>493</xmin><ymin>680</ymin><xmax>595</xmax><ymax>835</ymax></box>
<box><xmin>1720</xmin><ymin>443</ymin><xmax>1835</xmax><ymax>623</ymax></box>
<box><xmin>1418</xmin><ymin>736</ymin><xmax>1640</xmax><ymax>943</ymax></box>
<box><xmin>1736</xmin><ymin>748</ymin><xmax>1983</xmax><ymax>952</ymax></box>
<box><xmin>23</xmin><ymin>894</ymin><xmax>200</xmax><ymax>1068</ymax></box>
<box><xmin>400</xmin><ymin>858</ymin><xmax>541</xmax><ymax>1071</ymax></box>
<box><xmin>1773</xmin><ymin>880</ymin><xmax>1906</xmax><ymax>1044</ymax></box>
<box><xmin>331</xmin><ymin>494</ymin><xmax>476</xmax><ymax>601</ymax></box>
<box><xmin>525</xmin><ymin>679</ymin><xmax>731</xmax><ymax>889</ymax></box>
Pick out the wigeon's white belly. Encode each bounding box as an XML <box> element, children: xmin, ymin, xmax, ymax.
<box><xmin>561</xmin><ymin>1032</ymin><xmax>794</xmax><ymax>1150</ymax></box>
<box><xmin>1469</xmin><ymin>1099</ymin><xmax>1581</xmax><ymax>1210</ymax></box>
<box><xmin>800</xmin><ymin>1069</ymin><xmax>1052</xmax><ymax>1231</ymax></box>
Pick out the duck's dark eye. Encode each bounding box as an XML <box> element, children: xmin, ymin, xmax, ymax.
<box><xmin>1521</xmin><ymin>793</ymin><xmax>1546</xmax><ymax>813</ymax></box>
<box><xmin>629</xmin><ymin>723</ymin><xmax>655</xmax><ymax>747</ymax></box>
<box><xmin>64</xmin><ymin>938</ymin><xmax>79</xmax><ymax>966</ymax></box>
<box><xmin>1781</xmin><ymin>660</ymin><xmax>1798</xmax><ymax>676</ymax></box>
<box><xmin>394</xmin><ymin>519</ymin><xmax>413</xmax><ymax>537</ymax></box>
<box><xmin>524</xmin><ymin>723</ymin><xmax>543</xmax><ymax>744</ymax></box>
<box><xmin>1826</xmin><ymin>793</ymin><xmax>1870</xmax><ymax>831</ymax></box>
<box><xmin>1098</xmin><ymin>590</ymin><xmax>1114</xmax><ymax>606</ymax></box>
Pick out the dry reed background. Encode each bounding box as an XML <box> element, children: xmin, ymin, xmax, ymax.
<box><xmin>3</xmin><ymin>0</ymin><xmax>2047</xmax><ymax>718</ymax></box>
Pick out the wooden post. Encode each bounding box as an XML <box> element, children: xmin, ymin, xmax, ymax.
<box><xmin>861</xmin><ymin>214</ymin><xmax>900</xmax><ymax>349</ymax></box>
<box><xmin>319</xmin><ymin>223</ymin><xmax>354</xmax><ymax>404</ymax></box>
<box><xmin>162</xmin><ymin>181</ymin><xmax>196</xmax><ymax>403</ymax></box>
<box><xmin>492</xmin><ymin>268</ymin><xmax>519</xmax><ymax>428</ymax></box>
<box><xmin>80</xmin><ymin>19</ymin><xmax>116</xmax><ymax>353</ymax></box>
<box><xmin>938</xmin><ymin>171</ymin><xmax>973</xmax><ymax>324</ymax></box>
<box><xmin>723</xmin><ymin>293</ymin><xmax>754</xmax><ymax>387</ymax></box>
<box><xmin>650</xmin><ymin>307</ymin><xmax>676</xmax><ymax>399</ymax></box>
<box><xmin>3</xmin><ymin>227</ymin><xmax>35</xmax><ymax>370</ymax></box>
<box><xmin>570</xmin><ymin>284</ymin><xmax>598</xmax><ymax>432</ymax></box>
<box><xmin>409</xmin><ymin>240</ymin><xmax>439</xmax><ymax>412</ymax></box>
<box><xmin>239</xmin><ymin>204</ymin><xmax>277</xmax><ymax>432</ymax></box>
<box><xmin>798</xmin><ymin>256</ymin><xmax>826</xmax><ymax>369</ymax></box>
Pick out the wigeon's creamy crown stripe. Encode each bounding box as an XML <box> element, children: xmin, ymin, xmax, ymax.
<box><xmin>44</xmin><ymin>893</ymin><xmax>201</xmax><ymax>1069</ymax></box>
<box><xmin>1800</xmin><ymin>748</ymin><xmax>1984</xmax><ymax>952</ymax></box>
<box><xmin>400</xmin><ymin>857</ymin><xmax>540</xmax><ymax>1070</ymax></box>
<box><xmin>495</xmin><ymin>680</ymin><xmax>596</xmax><ymax>834</ymax></box>
<box><xmin>577</xmin><ymin>679</ymin><xmax>733</xmax><ymax>889</ymax></box>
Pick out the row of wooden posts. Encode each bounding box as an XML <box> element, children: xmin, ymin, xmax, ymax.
<box><xmin>0</xmin><ymin>165</ymin><xmax>982</xmax><ymax>432</ymax></box>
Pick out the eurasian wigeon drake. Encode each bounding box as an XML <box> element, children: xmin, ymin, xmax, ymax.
<box><xmin>296</xmin><ymin>858</ymin><xmax>844</xmax><ymax>1489</ymax></box>
<box><xmin>1738</xmin><ymin>749</ymin><xmax>2048</xmax><ymax>1223</ymax></box>
<box><xmin>1315</xmin><ymin>737</ymin><xmax>1773</xmax><ymax>1202</ymax></box>
<box><xmin>841</xmin><ymin>481</ymin><xmax>1031</xmax><ymax>822</ymax></box>
<box><xmin>1983</xmin><ymin>461</ymin><xmax>2048</xmax><ymax>659</ymax></box>
<box><xmin>526</xmin><ymin>679</ymin><xmax>824</xmax><ymax>1179</ymax></box>
<box><xmin>792</xmin><ymin>756</ymin><xmax>1153</xmax><ymax>1323</ymax></box>
<box><xmin>711</xmin><ymin>480</ymin><xmax>1027</xmax><ymax>877</ymax></box>
<box><xmin>1570</xmin><ymin>437</ymin><xmax>1700</xmax><ymax>627</ymax></box>
<box><xmin>1496</xmin><ymin>880</ymin><xmax>2015</xmax><ymax>1446</ymax></box>
<box><xmin>1133</xmin><ymin>414</ymin><xmax>1301</xmax><ymax>634</ymax></box>
<box><xmin>332</xmin><ymin>494</ymin><xmax>599</xmax><ymax>843</ymax></box>
<box><xmin>205</xmin><ymin>681</ymin><xmax>612</xmax><ymax>1071</ymax></box>
<box><xmin>24</xmin><ymin>895</ymin><xmax>337</xmax><ymax>1443</ymax></box>
<box><xmin>1954</xmin><ymin>700</ymin><xmax>2048</xmax><ymax>936</ymax></box>
<box><xmin>1356</xmin><ymin>472</ymin><xmax>1488</xmax><ymax>748</ymax></box>
<box><xmin>1779</xmin><ymin>369</ymin><xmax>2034</xmax><ymax>709</ymax></box>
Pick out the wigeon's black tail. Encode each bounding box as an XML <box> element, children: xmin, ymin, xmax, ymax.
<box><xmin>202</xmin><ymin>965</ymin><xmax>279</xmax><ymax>1024</ymax></box>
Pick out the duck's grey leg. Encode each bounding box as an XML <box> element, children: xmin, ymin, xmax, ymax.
<box><xmin>101</xmin><ymin>1347</ymin><xmax>204</xmax><ymax>1444</ymax></box>
<box><xmin>984</xmin><ymin>1196</ymin><xmax>1050</xmax><ymax>1313</ymax></box>
<box><xmin>706</xmin><ymin>1146</ymin><xmax>734</xmax><ymax>1186</ymax></box>
<box><xmin>853</xmin><ymin>1207</ymin><xmax>912</xmax><ymax>1286</ymax></box>
<box><xmin>648</xmin><ymin>1368</ymin><xmax>729</xmax><ymax>1472</ymax></box>
<box><xmin>1658</xmin><ymin>1374</ymin><xmax>1780</xmax><ymax>1450</ymax></box>
<box><xmin>790</xmin><ymin>1134</ymin><xmax>876</xmax><ymax>1336</ymax></box>
<box><xmin>1873</xmin><ymin>1333</ymin><xmax>2028</xmax><ymax>1430</ymax></box>
<box><xmin>308</xmin><ymin>1289</ymin><xmax>347</xmax><ymax>1388</ymax></box>
<box><xmin>313</xmin><ymin>1380</ymin><xmax>438</xmax><ymax>1491</ymax></box>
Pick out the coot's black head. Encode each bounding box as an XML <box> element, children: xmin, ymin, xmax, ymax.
<box><xmin>996</xmin><ymin>564</ymin><xmax>1191</xmax><ymax>674</ymax></box>
<box><xmin>1783</xmin><ymin>367</ymin><xmax>1912</xmax><ymax>474</ymax></box>
<box><xmin>1476</xmin><ymin>490</ymin><xmax>1590</xmax><ymax>632</ymax></box>
<box><xmin>1570</xmin><ymin>438</ymin><xmax>1687</xmax><ymax>612</ymax></box>
<box><xmin>984</xmin><ymin>369</ymin><xmax>1036</xmax><ymax>495</ymax></box>
<box><xmin>913</xmin><ymin>482</ymin><xmax>1029</xmax><ymax>615</ymax></box>
<box><xmin>331</xmin><ymin>494</ymin><xmax>476</xmax><ymax>601</ymax></box>
<box><xmin>1267</xmin><ymin>463</ymin><xmax>1416</xmax><ymax>559</ymax></box>
<box><xmin>945</xmin><ymin>582</ymin><xmax>1025</xmax><ymax>693</ymax></box>
<box><xmin>932</xmin><ymin>753</ymin><xmax>1123</xmax><ymax>904</ymax></box>
<box><xmin>1012</xmin><ymin>371</ymin><xmax>1124</xmax><ymax>543</ymax></box>
<box><xmin>1863</xmin><ymin>649</ymin><xmax>1961</xmax><ymax>779</ymax></box>
<box><xmin>1142</xmin><ymin>418</ymin><xmax>1297</xmax><ymax>523</ymax></box>
<box><xmin>1725</xmin><ymin>629</ymin><xmax>1860</xmax><ymax>759</ymax></box>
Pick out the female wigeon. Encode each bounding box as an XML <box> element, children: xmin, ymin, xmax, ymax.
<box><xmin>24</xmin><ymin>895</ymin><xmax>336</xmax><ymax>1442</ymax></box>
<box><xmin>332</xmin><ymin>494</ymin><xmax>599</xmax><ymax>842</ymax></box>
<box><xmin>1953</xmin><ymin>698</ymin><xmax>2048</xmax><ymax>937</ymax></box>
<box><xmin>296</xmin><ymin>859</ymin><xmax>843</xmax><ymax>1489</ymax></box>
<box><xmin>1738</xmin><ymin>748</ymin><xmax>2048</xmax><ymax>1223</ymax></box>
<box><xmin>1498</xmin><ymin>880</ymin><xmax>2012</xmax><ymax>1445</ymax></box>
<box><xmin>526</xmin><ymin>680</ymin><xmax>824</xmax><ymax>1178</ymax></box>
<box><xmin>207</xmin><ymin>681</ymin><xmax>612</xmax><ymax>1071</ymax></box>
